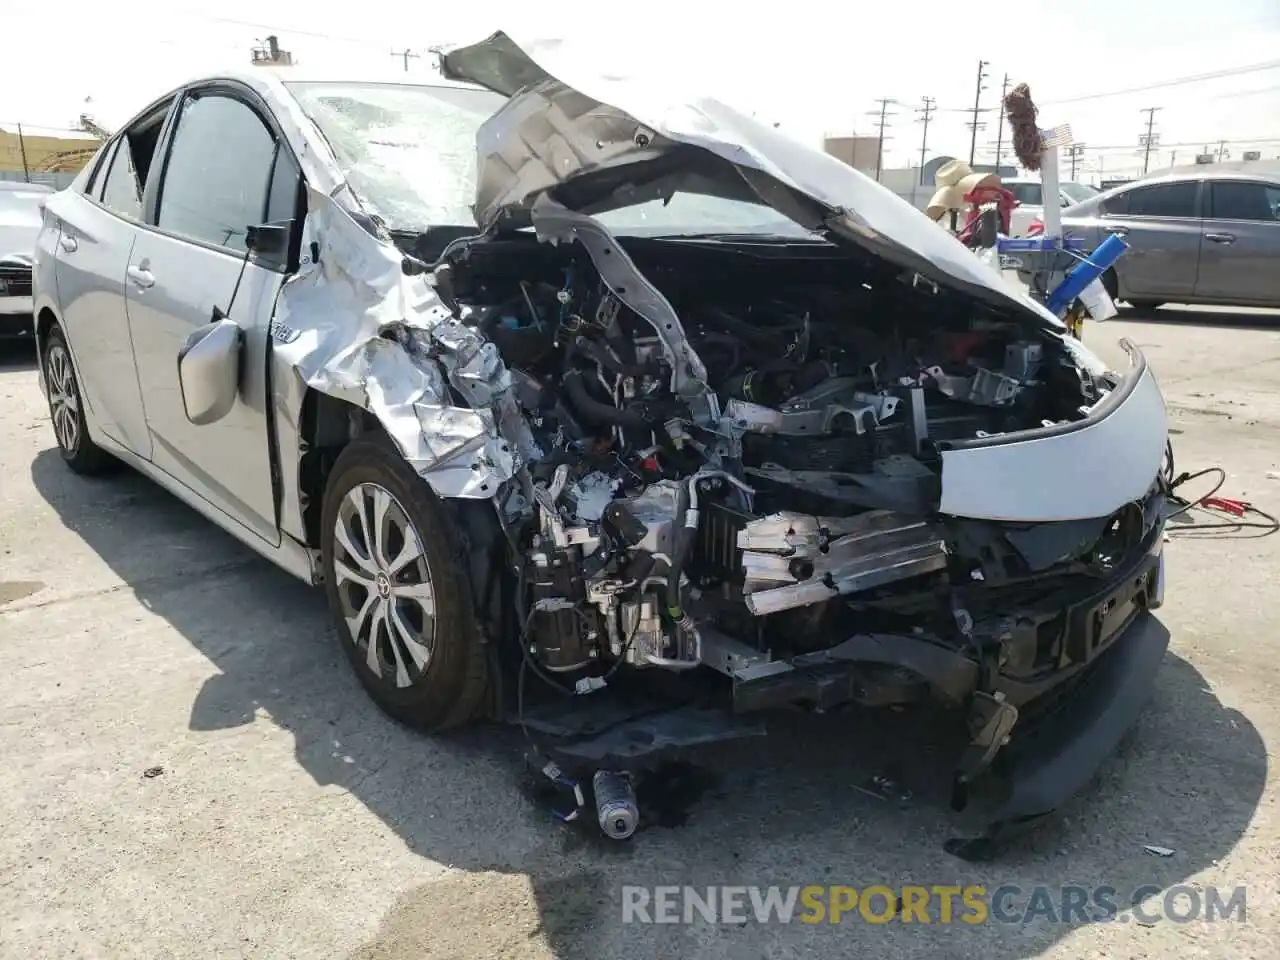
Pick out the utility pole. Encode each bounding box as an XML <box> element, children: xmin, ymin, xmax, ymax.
<box><xmin>992</xmin><ymin>73</ymin><xmax>1010</xmax><ymax>171</ymax></box>
<box><xmin>1067</xmin><ymin>144</ymin><xmax>1085</xmax><ymax>180</ymax></box>
<box><xmin>912</xmin><ymin>96</ymin><xmax>936</xmax><ymax>205</ymax></box>
<box><xmin>391</xmin><ymin>48</ymin><xmax>420</xmax><ymax>72</ymax></box>
<box><xmin>1139</xmin><ymin>106</ymin><xmax>1162</xmax><ymax>175</ymax></box>
<box><xmin>1169</xmin><ymin>150</ymin><xmax>1177</xmax><ymax>167</ymax></box>
<box><xmin>866</xmin><ymin>98</ymin><xmax>898</xmax><ymax>181</ymax></box>
<box><xmin>915</xmin><ymin>97</ymin><xmax>936</xmax><ymax>178</ymax></box>
<box><xmin>967</xmin><ymin>59</ymin><xmax>990</xmax><ymax>166</ymax></box>
<box><xmin>16</xmin><ymin>123</ymin><xmax>31</xmax><ymax>182</ymax></box>
<box><xmin>1216</xmin><ymin>140</ymin><xmax>1230</xmax><ymax>162</ymax></box>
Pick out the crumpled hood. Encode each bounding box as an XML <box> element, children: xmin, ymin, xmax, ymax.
<box><xmin>441</xmin><ymin>31</ymin><xmax>1066</xmax><ymax>331</ymax></box>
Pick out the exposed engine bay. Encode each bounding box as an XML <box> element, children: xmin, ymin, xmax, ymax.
<box><xmin>408</xmin><ymin>222</ymin><xmax>1143</xmax><ymax>701</ymax></box>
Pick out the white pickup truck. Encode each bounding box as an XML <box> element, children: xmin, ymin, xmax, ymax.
<box><xmin>1003</xmin><ymin>177</ymin><xmax>1100</xmax><ymax>236</ymax></box>
<box><xmin>1</xmin><ymin>181</ymin><xmax>52</xmax><ymax>338</ymax></box>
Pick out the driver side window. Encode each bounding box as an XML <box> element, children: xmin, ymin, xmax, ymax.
<box><xmin>156</xmin><ymin>93</ymin><xmax>283</xmax><ymax>254</ymax></box>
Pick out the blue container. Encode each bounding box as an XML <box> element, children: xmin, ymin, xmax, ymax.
<box><xmin>1046</xmin><ymin>233</ymin><xmax>1129</xmax><ymax>315</ymax></box>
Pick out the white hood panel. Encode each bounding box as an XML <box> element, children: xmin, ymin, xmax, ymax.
<box><xmin>444</xmin><ymin>31</ymin><xmax>1066</xmax><ymax>330</ymax></box>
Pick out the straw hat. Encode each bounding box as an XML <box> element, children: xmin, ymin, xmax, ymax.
<box><xmin>933</xmin><ymin>159</ymin><xmax>974</xmax><ymax>187</ymax></box>
<box><xmin>925</xmin><ymin>171</ymin><xmax>1003</xmax><ymax>220</ymax></box>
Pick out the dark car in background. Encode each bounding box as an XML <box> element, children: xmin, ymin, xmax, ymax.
<box><xmin>1045</xmin><ymin>162</ymin><xmax>1280</xmax><ymax>310</ymax></box>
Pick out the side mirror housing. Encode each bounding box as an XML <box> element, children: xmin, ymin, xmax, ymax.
<box><xmin>177</xmin><ymin>316</ymin><xmax>242</xmax><ymax>425</ymax></box>
<box><xmin>245</xmin><ymin>221</ymin><xmax>292</xmax><ymax>264</ymax></box>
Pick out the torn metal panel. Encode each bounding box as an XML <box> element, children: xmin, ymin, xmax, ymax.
<box><xmin>269</xmin><ymin>187</ymin><xmax>521</xmax><ymax>501</ymax></box>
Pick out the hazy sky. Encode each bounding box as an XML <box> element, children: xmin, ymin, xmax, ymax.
<box><xmin>3</xmin><ymin>0</ymin><xmax>1278</xmax><ymax>181</ymax></box>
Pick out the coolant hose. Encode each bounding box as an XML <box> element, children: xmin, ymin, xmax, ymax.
<box><xmin>666</xmin><ymin>482</ymin><xmax>695</xmax><ymax>613</ymax></box>
<box><xmin>562</xmin><ymin>369</ymin><xmax>652</xmax><ymax>428</ymax></box>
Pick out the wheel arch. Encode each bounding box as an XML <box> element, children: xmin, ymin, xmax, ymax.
<box><xmin>295</xmin><ymin>387</ymin><xmax>388</xmax><ymax>549</ymax></box>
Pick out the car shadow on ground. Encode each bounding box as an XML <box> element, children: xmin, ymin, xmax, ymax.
<box><xmin>0</xmin><ymin>335</ymin><xmax>37</xmax><ymax>371</ymax></box>
<box><xmin>30</xmin><ymin>449</ymin><xmax>1268</xmax><ymax>959</ymax></box>
<box><xmin>1119</xmin><ymin>305</ymin><xmax>1280</xmax><ymax>331</ymax></box>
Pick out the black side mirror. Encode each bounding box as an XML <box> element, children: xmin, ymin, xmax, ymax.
<box><xmin>245</xmin><ymin>222</ymin><xmax>291</xmax><ymax>259</ymax></box>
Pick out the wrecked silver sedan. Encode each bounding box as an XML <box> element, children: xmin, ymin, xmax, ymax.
<box><xmin>32</xmin><ymin>32</ymin><xmax>1170</xmax><ymax>855</ymax></box>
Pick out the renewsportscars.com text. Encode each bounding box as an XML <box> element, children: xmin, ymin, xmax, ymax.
<box><xmin>621</xmin><ymin>884</ymin><xmax>1247</xmax><ymax>926</ymax></box>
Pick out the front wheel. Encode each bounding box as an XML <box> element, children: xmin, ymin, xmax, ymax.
<box><xmin>44</xmin><ymin>326</ymin><xmax>112</xmax><ymax>475</ymax></box>
<box><xmin>320</xmin><ymin>438</ymin><xmax>488</xmax><ymax>730</ymax></box>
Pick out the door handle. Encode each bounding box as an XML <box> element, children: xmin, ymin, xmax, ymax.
<box><xmin>59</xmin><ymin>235</ymin><xmax>78</xmax><ymax>253</ymax></box>
<box><xmin>1205</xmin><ymin>232</ymin><xmax>1235</xmax><ymax>244</ymax></box>
<box><xmin>127</xmin><ymin>265</ymin><xmax>155</xmax><ymax>289</ymax></box>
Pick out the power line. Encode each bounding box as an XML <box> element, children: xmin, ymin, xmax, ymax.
<box><xmin>1042</xmin><ymin>59</ymin><xmax>1280</xmax><ymax>106</ymax></box>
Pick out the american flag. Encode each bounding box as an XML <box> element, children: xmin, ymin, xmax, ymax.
<box><xmin>1040</xmin><ymin>124</ymin><xmax>1075</xmax><ymax>148</ymax></box>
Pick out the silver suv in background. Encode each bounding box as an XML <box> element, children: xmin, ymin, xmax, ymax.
<box><xmin>1051</xmin><ymin>162</ymin><xmax>1280</xmax><ymax>310</ymax></box>
<box><xmin>0</xmin><ymin>181</ymin><xmax>53</xmax><ymax>338</ymax></box>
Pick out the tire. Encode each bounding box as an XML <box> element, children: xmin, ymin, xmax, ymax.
<box><xmin>320</xmin><ymin>437</ymin><xmax>488</xmax><ymax>730</ymax></box>
<box><xmin>43</xmin><ymin>326</ymin><xmax>113</xmax><ymax>475</ymax></box>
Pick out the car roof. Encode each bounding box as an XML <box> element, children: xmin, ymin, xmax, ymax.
<box><xmin>1002</xmin><ymin>177</ymin><xmax>1088</xmax><ymax>187</ymax></box>
<box><xmin>0</xmin><ymin>181</ymin><xmax>53</xmax><ymax>193</ymax></box>
<box><xmin>167</xmin><ymin>66</ymin><xmax>487</xmax><ymax>105</ymax></box>
<box><xmin>1122</xmin><ymin>160</ymin><xmax>1280</xmax><ymax>186</ymax></box>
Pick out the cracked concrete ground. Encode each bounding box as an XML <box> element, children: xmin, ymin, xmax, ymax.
<box><xmin>1</xmin><ymin>305</ymin><xmax>1278</xmax><ymax>959</ymax></box>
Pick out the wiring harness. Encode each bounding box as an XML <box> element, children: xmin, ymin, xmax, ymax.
<box><xmin>1161</xmin><ymin>440</ymin><xmax>1280</xmax><ymax>533</ymax></box>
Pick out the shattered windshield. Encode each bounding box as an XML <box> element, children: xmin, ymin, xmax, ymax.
<box><xmin>285</xmin><ymin>81</ymin><xmax>506</xmax><ymax>231</ymax></box>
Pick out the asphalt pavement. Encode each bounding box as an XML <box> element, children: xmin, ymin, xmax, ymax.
<box><xmin>1</xmin><ymin>305</ymin><xmax>1278</xmax><ymax>959</ymax></box>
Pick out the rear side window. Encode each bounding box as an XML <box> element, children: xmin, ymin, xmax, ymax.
<box><xmin>100</xmin><ymin>138</ymin><xmax>145</xmax><ymax>220</ymax></box>
<box><xmin>1112</xmin><ymin>181</ymin><xmax>1198</xmax><ymax>218</ymax></box>
<box><xmin>1010</xmin><ymin>183</ymin><xmax>1042</xmax><ymax>206</ymax></box>
<box><xmin>156</xmin><ymin>94</ymin><xmax>279</xmax><ymax>253</ymax></box>
<box><xmin>1208</xmin><ymin>181</ymin><xmax>1280</xmax><ymax>222</ymax></box>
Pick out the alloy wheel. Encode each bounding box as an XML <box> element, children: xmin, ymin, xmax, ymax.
<box><xmin>46</xmin><ymin>342</ymin><xmax>80</xmax><ymax>454</ymax></box>
<box><xmin>332</xmin><ymin>482</ymin><xmax>436</xmax><ymax>688</ymax></box>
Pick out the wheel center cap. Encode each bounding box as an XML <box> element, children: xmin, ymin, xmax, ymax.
<box><xmin>375</xmin><ymin>572</ymin><xmax>391</xmax><ymax>599</ymax></box>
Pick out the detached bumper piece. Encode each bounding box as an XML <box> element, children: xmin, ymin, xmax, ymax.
<box><xmin>945</xmin><ymin>612</ymin><xmax>1169</xmax><ymax>861</ymax></box>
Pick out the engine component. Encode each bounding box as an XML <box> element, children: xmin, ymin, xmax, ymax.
<box><xmin>593</xmin><ymin>770</ymin><xmax>639</xmax><ymax>840</ymax></box>
<box><xmin>924</xmin><ymin>365</ymin><xmax>1021</xmax><ymax>407</ymax></box>
<box><xmin>529</xmin><ymin>549</ymin><xmax>595</xmax><ymax>671</ymax></box>
<box><xmin>618</xmin><ymin>596</ymin><xmax>701</xmax><ymax>668</ymax></box>
<box><xmin>615</xmin><ymin>480</ymin><xmax>683</xmax><ymax>554</ymax></box>
<box><xmin>724</xmin><ymin>376</ymin><xmax>900</xmax><ymax>437</ymax></box>
<box><xmin>738</xmin><ymin>510</ymin><xmax>948</xmax><ymax>615</ymax></box>
<box><xmin>1003</xmin><ymin>341</ymin><xmax>1044</xmax><ymax>382</ymax></box>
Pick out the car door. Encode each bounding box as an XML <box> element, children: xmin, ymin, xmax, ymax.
<box><xmin>1193</xmin><ymin>179</ymin><xmax>1280</xmax><ymax>304</ymax></box>
<box><xmin>1096</xmin><ymin>180</ymin><xmax>1201</xmax><ymax>301</ymax></box>
<box><xmin>124</xmin><ymin>86</ymin><xmax>301</xmax><ymax>547</ymax></box>
<box><xmin>48</xmin><ymin>102</ymin><xmax>175</xmax><ymax>458</ymax></box>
